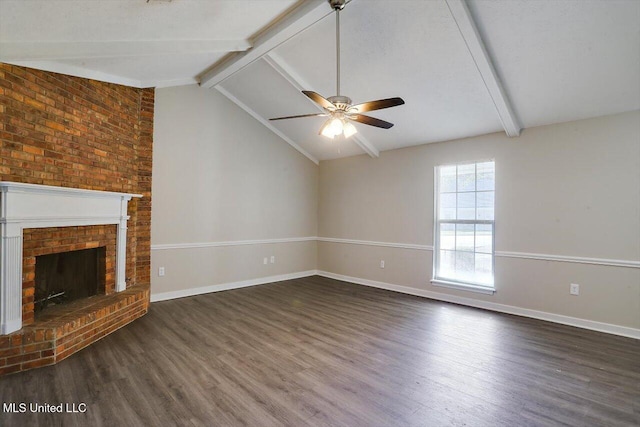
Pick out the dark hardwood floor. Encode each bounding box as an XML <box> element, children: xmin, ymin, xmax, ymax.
<box><xmin>1</xmin><ymin>275</ymin><xmax>639</xmax><ymax>426</ymax></box>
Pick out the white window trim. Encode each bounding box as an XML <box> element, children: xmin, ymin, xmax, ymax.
<box><xmin>430</xmin><ymin>279</ymin><xmax>495</xmax><ymax>295</ymax></box>
<box><xmin>432</xmin><ymin>161</ymin><xmax>496</xmax><ymax>294</ymax></box>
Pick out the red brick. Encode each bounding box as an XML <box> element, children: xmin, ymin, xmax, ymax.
<box><xmin>11</xmin><ymin>335</ymin><xmax>22</xmax><ymax>347</ymax></box>
<box><xmin>21</xmin><ymin>357</ymin><xmax>55</xmax><ymax>370</ymax></box>
<box><xmin>6</xmin><ymin>351</ymin><xmax>40</xmax><ymax>366</ymax></box>
<box><xmin>0</xmin><ymin>347</ymin><xmax>22</xmax><ymax>358</ymax></box>
<box><xmin>0</xmin><ymin>337</ymin><xmax>10</xmax><ymax>349</ymax></box>
<box><xmin>22</xmin><ymin>342</ymin><xmax>52</xmax><ymax>353</ymax></box>
<box><xmin>24</xmin><ymin>97</ymin><xmax>46</xmax><ymax>110</ymax></box>
<box><xmin>0</xmin><ymin>364</ymin><xmax>22</xmax><ymax>375</ymax></box>
<box><xmin>23</xmin><ymin>145</ymin><xmax>44</xmax><ymax>156</ymax></box>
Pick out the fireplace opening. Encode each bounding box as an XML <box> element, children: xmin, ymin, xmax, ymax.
<box><xmin>34</xmin><ymin>247</ymin><xmax>106</xmax><ymax>315</ymax></box>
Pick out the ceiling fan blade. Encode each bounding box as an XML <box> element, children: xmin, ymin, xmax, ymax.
<box><xmin>350</xmin><ymin>114</ymin><xmax>394</xmax><ymax>129</ymax></box>
<box><xmin>349</xmin><ymin>97</ymin><xmax>405</xmax><ymax>113</ymax></box>
<box><xmin>302</xmin><ymin>91</ymin><xmax>335</xmax><ymax>110</ymax></box>
<box><xmin>270</xmin><ymin>113</ymin><xmax>327</xmax><ymax>121</ymax></box>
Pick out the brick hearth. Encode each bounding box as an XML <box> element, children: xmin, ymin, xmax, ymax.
<box><xmin>0</xmin><ymin>284</ymin><xmax>149</xmax><ymax>375</ymax></box>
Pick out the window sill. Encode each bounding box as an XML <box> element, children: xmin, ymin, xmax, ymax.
<box><xmin>431</xmin><ymin>279</ymin><xmax>495</xmax><ymax>295</ymax></box>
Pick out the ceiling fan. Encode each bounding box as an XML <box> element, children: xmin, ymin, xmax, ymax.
<box><xmin>269</xmin><ymin>0</ymin><xmax>405</xmax><ymax>139</ymax></box>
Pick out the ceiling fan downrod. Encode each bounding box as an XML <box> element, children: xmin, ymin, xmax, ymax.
<box><xmin>332</xmin><ymin>0</ymin><xmax>343</xmax><ymax>96</ymax></box>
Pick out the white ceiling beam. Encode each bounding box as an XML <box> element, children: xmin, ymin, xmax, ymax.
<box><xmin>199</xmin><ymin>0</ymin><xmax>330</xmax><ymax>89</ymax></box>
<box><xmin>264</xmin><ymin>52</ymin><xmax>380</xmax><ymax>158</ymax></box>
<box><xmin>445</xmin><ymin>0</ymin><xmax>521</xmax><ymax>137</ymax></box>
<box><xmin>215</xmin><ymin>85</ymin><xmax>320</xmax><ymax>165</ymax></box>
<box><xmin>0</xmin><ymin>40</ymin><xmax>251</xmax><ymax>62</ymax></box>
<box><xmin>149</xmin><ymin>78</ymin><xmax>199</xmax><ymax>89</ymax></box>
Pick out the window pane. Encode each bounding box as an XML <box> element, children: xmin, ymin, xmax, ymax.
<box><xmin>441</xmin><ymin>209</ymin><xmax>456</xmax><ymax>220</ymax></box>
<box><xmin>455</xmin><ymin>224</ymin><xmax>474</xmax><ymax>252</ymax></box>
<box><xmin>440</xmin><ymin>223</ymin><xmax>455</xmax><ymax>250</ymax></box>
<box><xmin>457</xmin><ymin>192</ymin><xmax>475</xmax><ymax>220</ymax></box>
<box><xmin>440</xmin><ymin>193</ymin><xmax>456</xmax><ymax>220</ymax></box>
<box><xmin>455</xmin><ymin>251</ymin><xmax>475</xmax><ymax>282</ymax></box>
<box><xmin>477</xmin><ymin>191</ymin><xmax>494</xmax><ymax>220</ymax></box>
<box><xmin>439</xmin><ymin>165</ymin><xmax>457</xmax><ymax>193</ymax></box>
<box><xmin>439</xmin><ymin>250</ymin><xmax>456</xmax><ymax>279</ymax></box>
<box><xmin>477</xmin><ymin>162</ymin><xmax>495</xmax><ymax>191</ymax></box>
<box><xmin>475</xmin><ymin>224</ymin><xmax>493</xmax><ymax>253</ymax></box>
<box><xmin>457</xmin><ymin>164</ymin><xmax>475</xmax><ymax>192</ymax></box>
<box><xmin>475</xmin><ymin>253</ymin><xmax>493</xmax><ymax>285</ymax></box>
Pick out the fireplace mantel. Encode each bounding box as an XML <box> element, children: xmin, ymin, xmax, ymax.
<box><xmin>0</xmin><ymin>182</ymin><xmax>142</xmax><ymax>334</ymax></box>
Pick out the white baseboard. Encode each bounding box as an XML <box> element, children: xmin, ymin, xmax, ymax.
<box><xmin>317</xmin><ymin>271</ymin><xmax>640</xmax><ymax>340</ymax></box>
<box><xmin>150</xmin><ymin>270</ymin><xmax>317</xmax><ymax>302</ymax></box>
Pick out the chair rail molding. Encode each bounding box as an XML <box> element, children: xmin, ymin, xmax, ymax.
<box><xmin>317</xmin><ymin>237</ymin><xmax>639</xmax><ymax>268</ymax></box>
<box><xmin>151</xmin><ymin>236</ymin><xmax>317</xmax><ymax>251</ymax></box>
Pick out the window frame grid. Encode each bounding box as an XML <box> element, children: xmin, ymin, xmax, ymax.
<box><xmin>433</xmin><ymin>161</ymin><xmax>496</xmax><ymax>291</ymax></box>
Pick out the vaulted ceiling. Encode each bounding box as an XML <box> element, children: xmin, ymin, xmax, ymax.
<box><xmin>2</xmin><ymin>0</ymin><xmax>639</xmax><ymax>163</ymax></box>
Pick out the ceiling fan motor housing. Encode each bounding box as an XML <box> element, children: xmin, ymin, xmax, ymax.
<box><xmin>329</xmin><ymin>0</ymin><xmax>346</xmax><ymax>10</ymax></box>
<box><xmin>328</xmin><ymin>96</ymin><xmax>352</xmax><ymax>110</ymax></box>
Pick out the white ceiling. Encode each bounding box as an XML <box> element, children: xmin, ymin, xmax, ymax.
<box><xmin>1</xmin><ymin>0</ymin><xmax>639</xmax><ymax>162</ymax></box>
<box><xmin>467</xmin><ymin>0</ymin><xmax>640</xmax><ymax>129</ymax></box>
<box><xmin>0</xmin><ymin>0</ymin><xmax>299</xmax><ymax>87</ymax></box>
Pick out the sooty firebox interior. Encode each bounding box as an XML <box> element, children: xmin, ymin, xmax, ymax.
<box><xmin>34</xmin><ymin>247</ymin><xmax>106</xmax><ymax>315</ymax></box>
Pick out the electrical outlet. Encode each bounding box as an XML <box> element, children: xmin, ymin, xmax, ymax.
<box><xmin>158</xmin><ymin>267</ymin><xmax>165</xmax><ymax>277</ymax></box>
<box><xmin>570</xmin><ymin>283</ymin><xmax>580</xmax><ymax>295</ymax></box>
<box><xmin>263</xmin><ymin>257</ymin><xmax>268</xmax><ymax>265</ymax></box>
<box><xmin>380</xmin><ymin>260</ymin><xmax>385</xmax><ymax>269</ymax></box>
<box><xmin>270</xmin><ymin>256</ymin><xmax>275</xmax><ymax>264</ymax></box>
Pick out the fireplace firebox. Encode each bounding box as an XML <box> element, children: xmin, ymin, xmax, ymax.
<box><xmin>34</xmin><ymin>247</ymin><xmax>106</xmax><ymax>315</ymax></box>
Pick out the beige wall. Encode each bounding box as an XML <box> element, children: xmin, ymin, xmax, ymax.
<box><xmin>151</xmin><ymin>85</ymin><xmax>317</xmax><ymax>296</ymax></box>
<box><xmin>151</xmin><ymin>86</ymin><xmax>639</xmax><ymax>334</ymax></box>
<box><xmin>318</xmin><ymin>111</ymin><xmax>640</xmax><ymax>330</ymax></box>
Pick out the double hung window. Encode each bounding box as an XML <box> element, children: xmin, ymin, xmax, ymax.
<box><xmin>433</xmin><ymin>161</ymin><xmax>495</xmax><ymax>292</ymax></box>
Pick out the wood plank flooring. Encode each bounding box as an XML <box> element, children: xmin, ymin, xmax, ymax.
<box><xmin>1</xmin><ymin>275</ymin><xmax>639</xmax><ymax>426</ymax></box>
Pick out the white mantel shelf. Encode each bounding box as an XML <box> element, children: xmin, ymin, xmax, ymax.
<box><xmin>0</xmin><ymin>182</ymin><xmax>142</xmax><ymax>335</ymax></box>
<box><xmin>0</xmin><ymin>181</ymin><xmax>142</xmax><ymax>198</ymax></box>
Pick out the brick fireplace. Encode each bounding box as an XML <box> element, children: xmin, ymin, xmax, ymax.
<box><xmin>0</xmin><ymin>182</ymin><xmax>147</xmax><ymax>373</ymax></box>
<box><xmin>0</xmin><ymin>63</ymin><xmax>153</xmax><ymax>375</ymax></box>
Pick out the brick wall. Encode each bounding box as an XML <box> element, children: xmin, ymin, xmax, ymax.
<box><xmin>136</xmin><ymin>89</ymin><xmax>154</xmax><ymax>286</ymax></box>
<box><xmin>0</xmin><ymin>63</ymin><xmax>153</xmax><ymax>290</ymax></box>
<box><xmin>0</xmin><ymin>63</ymin><xmax>153</xmax><ymax>375</ymax></box>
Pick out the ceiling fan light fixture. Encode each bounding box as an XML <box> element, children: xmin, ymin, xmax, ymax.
<box><xmin>320</xmin><ymin>118</ymin><xmax>336</xmax><ymax>139</ymax></box>
<box><xmin>329</xmin><ymin>117</ymin><xmax>344</xmax><ymax>135</ymax></box>
<box><xmin>321</xmin><ymin>117</ymin><xmax>342</xmax><ymax>139</ymax></box>
<box><xmin>343</xmin><ymin>121</ymin><xmax>358</xmax><ymax>138</ymax></box>
<box><xmin>320</xmin><ymin>116</ymin><xmax>358</xmax><ymax>139</ymax></box>
<box><xmin>320</xmin><ymin>127</ymin><xmax>335</xmax><ymax>139</ymax></box>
